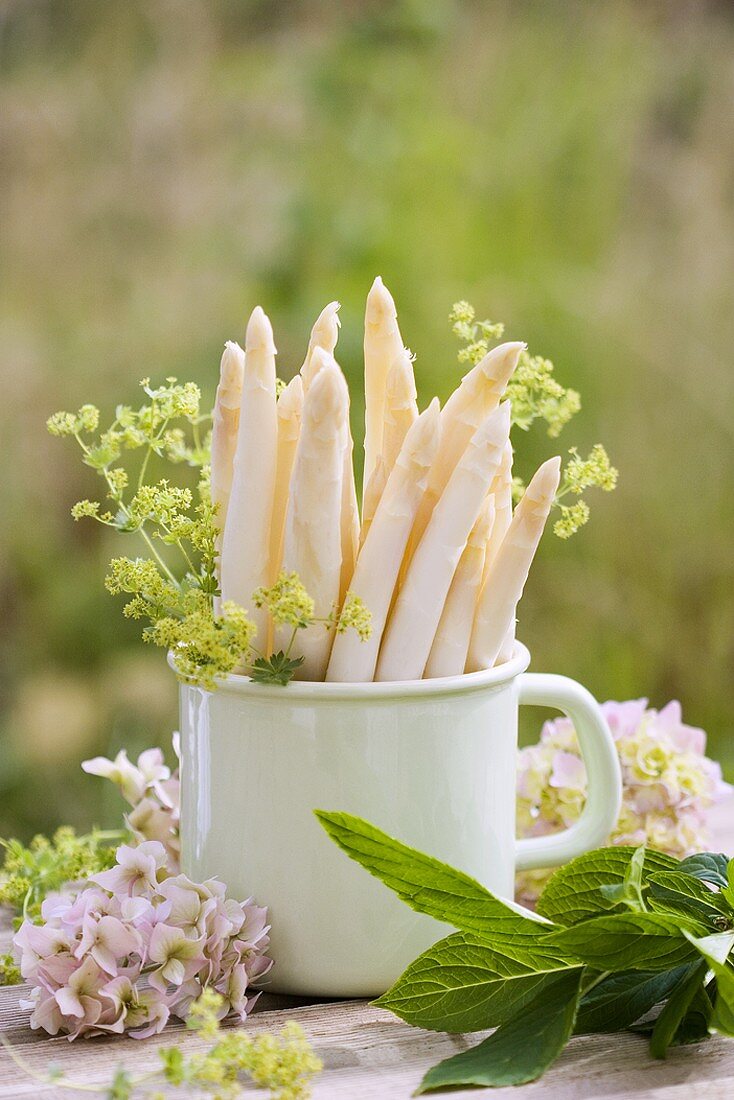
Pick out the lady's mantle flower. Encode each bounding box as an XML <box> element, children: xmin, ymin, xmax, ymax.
<box><xmin>516</xmin><ymin>698</ymin><xmax>731</xmax><ymax>906</ymax></box>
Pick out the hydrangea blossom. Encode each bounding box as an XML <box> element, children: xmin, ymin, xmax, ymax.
<box><xmin>83</xmin><ymin>740</ymin><xmax>180</xmax><ymax>871</ymax></box>
<box><xmin>516</xmin><ymin>698</ymin><xmax>731</xmax><ymax>906</ymax></box>
<box><xmin>14</xmin><ymin>840</ymin><xmax>271</xmax><ymax>1041</ymax></box>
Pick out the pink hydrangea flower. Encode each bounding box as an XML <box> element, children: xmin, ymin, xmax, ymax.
<box><xmin>516</xmin><ymin>698</ymin><xmax>731</xmax><ymax>907</ymax></box>
<box><xmin>83</xmin><ymin>739</ymin><xmax>180</xmax><ymax>871</ymax></box>
<box><xmin>14</xmin><ymin>840</ymin><xmax>272</xmax><ymax>1041</ymax></box>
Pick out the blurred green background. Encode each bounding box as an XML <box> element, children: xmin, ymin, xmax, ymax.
<box><xmin>1</xmin><ymin>0</ymin><xmax>733</xmax><ymax>839</ymax></box>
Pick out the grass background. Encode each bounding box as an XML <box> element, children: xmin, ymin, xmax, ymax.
<box><xmin>1</xmin><ymin>0</ymin><xmax>733</xmax><ymax>837</ymax></box>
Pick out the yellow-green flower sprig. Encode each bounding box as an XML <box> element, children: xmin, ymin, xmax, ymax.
<box><xmin>553</xmin><ymin>444</ymin><xmax>618</xmax><ymax>539</ymax></box>
<box><xmin>1</xmin><ymin>987</ymin><xmax>322</xmax><ymax>1099</ymax></box>
<box><xmin>451</xmin><ymin>304</ymin><xmax>617</xmax><ymax>537</ymax></box>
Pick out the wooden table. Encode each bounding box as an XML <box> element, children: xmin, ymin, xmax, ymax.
<box><xmin>1</xmin><ymin>799</ymin><xmax>732</xmax><ymax>1098</ymax></box>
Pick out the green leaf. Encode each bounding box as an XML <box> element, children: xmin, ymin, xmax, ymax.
<box><xmin>538</xmin><ymin>847</ymin><xmax>679</xmax><ymax>926</ymax></box>
<box><xmin>672</xmin><ymin>984</ymin><xmax>714</xmax><ymax>1046</ymax></box>
<box><xmin>599</xmin><ymin>845</ymin><xmax>647</xmax><ymax>911</ymax></box>
<box><xmin>415</xmin><ymin>968</ymin><xmax>583</xmax><ymax>1092</ymax></box>
<box><xmin>575</xmin><ymin>966</ymin><xmax>692</xmax><ymax>1033</ymax></box>
<box><xmin>249</xmin><ymin>651</ymin><xmax>305</xmax><ymax>686</ymax></box>
<box><xmin>678</xmin><ymin>853</ymin><xmax>729</xmax><ymax>890</ymax></box>
<box><xmin>315</xmin><ymin>811</ymin><xmax>549</xmax><ymax>937</ymax></box>
<box><xmin>549</xmin><ymin>912</ymin><xmax>706</xmax><ymax>971</ymax></box>
<box><xmin>723</xmin><ymin>859</ymin><xmax>734</xmax><ymax>909</ymax></box>
<box><xmin>684</xmin><ymin>930</ymin><xmax>734</xmax><ymax>1037</ymax></box>
<box><xmin>375</xmin><ymin>929</ymin><xmax>579</xmax><ymax>1033</ymax></box>
<box><xmin>649</xmin><ymin>960</ymin><xmax>708</xmax><ymax>1059</ymax></box>
<box><xmin>647</xmin><ymin>871</ymin><xmax>732</xmax><ymax>929</ymax></box>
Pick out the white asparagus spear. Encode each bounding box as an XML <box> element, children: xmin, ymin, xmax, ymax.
<box><xmin>483</xmin><ymin>441</ymin><xmax>515</xmax><ymax>664</ymax></box>
<box><xmin>424</xmin><ymin>495</ymin><xmax>495</xmax><ymax>679</ymax></box>
<box><xmin>339</xmin><ymin>396</ymin><xmax>360</xmax><ymax>604</ymax></box>
<box><xmin>483</xmin><ymin>440</ymin><xmax>513</xmax><ymax>580</ymax></box>
<box><xmin>269</xmin><ymin>374</ymin><xmax>304</xmax><ymax>582</ymax></box>
<box><xmin>275</xmin><ymin>356</ymin><xmax>346</xmax><ymax>680</ymax></box>
<box><xmin>405</xmin><ymin>342</ymin><xmax>523</xmax><ymax>567</ymax></box>
<box><xmin>298</xmin><ymin>311</ymin><xmax>359</xmax><ymax>601</ymax></box>
<box><xmin>220</xmin><ymin>308</ymin><xmax>278</xmax><ymax>646</ymax></box>
<box><xmin>360</xmin><ymin>457</ymin><xmax>388</xmax><ymax>547</ymax></box>
<box><xmin>361</xmin><ymin>347</ymin><xmax>418</xmax><ymax>540</ymax></box>
<box><xmin>376</xmin><ymin>401</ymin><xmax>511</xmax><ymax>682</ymax></box>
<box><xmin>466</xmin><ymin>455</ymin><xmax>561</xmax><ymax>672</ymax></box>
<box><xmin>326</xmin><ymin>399</ymin><xmax>441</xmax><ymax>683</ymax></box>
<box><xmin>210</xmin><ymin>342</ymin><xmax>245</xmax><ymax>540</ymax></box>
<box><xmin>300</xmin><ymin>301</ymin><xmax>341</xmax><ymax>392</ymax></box>
<box><xmin>363</xmin><ymin>277</ymin><xmax>404</xmax><ymax>499</ymax></box>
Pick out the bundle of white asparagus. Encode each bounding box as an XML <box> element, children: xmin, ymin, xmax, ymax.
<box><xmin>214</xmin><ymin>278</ymin><xmax>561</xmax><ymax>683</ymax></box>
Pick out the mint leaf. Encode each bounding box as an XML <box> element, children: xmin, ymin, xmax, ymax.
<box><xmin>684</xmin><ymin>930</ymin><xmax>734</xmax><ymax>1037</ymax></box>
<box><xmin>678</xmin><ymin>853</ymin><xmax>729</xmax><ymax>890</ymax></box>
<box><xmin>647</xmin><ymin>871</ymin><xmax>732</xmax><ymax>929</ymax></box>
<box><xmin>315</xmin><ymin>811</ymin><xmax>549</xmax><ymax>937</ymax></box>
<box><xmin>649</xmin><ymin>960</ymin><xmax>708</xmax><ymax>1059</ymax></box>
<box><xmin>549</xmin><ymin>912</ymin><xmax>706</xmax><ymax>971</ymax></box>
<box><xmin>575</xmin><ymin>966</ymin><xmax>692</xmax><ymax>1034</ymax></box>
<box><xmin>249</xmin><ymin>651</ymin><xmax>304</xmax><ymax>686</ymax></box>
<box><xmin>375</xmin><ymin>929</ymin><xmax>578</xmax><ymax>1033</ymax></box>
<box><xmin>672</xmin><ymin>984</ymin><xmax>714</xmax><ymax>1046</ymax></box>
<box><xmin>538</xmin><ymin>847</ymin><xmax>679</xmax><ymax>926</ymax></box>
<box><xmin>415</xmin><ymin>968</ymin><xmax>583</xmax><ymax>1092</ymax></box>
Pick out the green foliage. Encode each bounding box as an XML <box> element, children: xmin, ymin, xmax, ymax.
<box><xmin>451</xmin><ymin>303</ymin><xmax>618</xmax><ymax>538</ymax></box>
<box><xmin>1</xmin><ymin>989</ymin><xmax>322</xmax><ymax>1099</ymax></box>
<box><xmin>374</xmin><ymin>929</ymin><xmax>577</xmax><ymax>1033</ymax></box>
<box><xmin>250</xmin><ymin>652</ymin><xmax>306</xmax><ymax>687</ymax></box>
<box><xmin>0</xmin><ymin>953</ymin><xmax>21</xmax><ymax>986</ymax></box>
<box><xmin>314</xmin><ymin>810</ymin><xmax>549</xmax><ymax>937</ymax></box>
<box><xmin>536</xmin><ymin>845</ymin><xmax>679</xmax><ymax>925</ymax></box>
<box><xmin>416</xmin><ymin>968</ymin><xmax>583</xmax><ymax>1093</ymax></box>
<box><xmin>319</xmin><ymin>812</ymin><xmax>734</xmax><ymax>1090</ymax></box>
<box><xmin>0</xmin><ymin>827</ymin><xmax>118</xmax><ymax>927</ymax></box>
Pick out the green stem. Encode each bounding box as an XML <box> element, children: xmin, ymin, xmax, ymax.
<box><xmin>138</xmin><ymin>527</ymin><xmax>181</xmax><ymax>589</ymax></box>
<box><xmin>579</xmin><ymin>969</ymin><xmax>611</xmax><ymax>998</ymax></box>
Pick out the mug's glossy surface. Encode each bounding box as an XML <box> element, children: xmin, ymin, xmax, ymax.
<box><xmin>177</xmin><ymin>643</ymin><xmax>621</xmax><ymax>995</ymax></box>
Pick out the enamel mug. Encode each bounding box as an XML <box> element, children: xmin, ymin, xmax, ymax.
<box><xmin>176</xmin><ymin>642</ymin><xmax>621</xmax><ymax>996</ymax></box>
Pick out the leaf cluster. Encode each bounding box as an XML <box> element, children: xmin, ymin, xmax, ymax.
<box><xmin>317</xmin><ymin>811</ymin><xmax>734</xmax><ymax>1093</ymax></box>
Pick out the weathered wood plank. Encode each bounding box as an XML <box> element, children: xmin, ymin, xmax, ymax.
<box><xmin>0</xmin><ymin>796</ymin><xmax>730</xmax><ymax>1097</ymax></box>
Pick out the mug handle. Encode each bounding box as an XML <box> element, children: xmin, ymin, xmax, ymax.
<box><xmin>515</xmin><ymin>673</ymin><xmax>622</xmax><ymax>871</ymax></box>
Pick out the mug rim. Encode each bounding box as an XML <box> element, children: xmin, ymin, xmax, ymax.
<box><xmin>169</xmin><ymin>641</ymin><xmax>531</xmax><ymax>699</ymax></box>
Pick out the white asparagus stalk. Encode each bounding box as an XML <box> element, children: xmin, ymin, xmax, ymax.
<box><xmin>466</xmin><ymin>455</ymin><xmax>561</xmax><ymax>673</ymax></box>
<box><xmin>269</xmin><ymin>374</ymin><xmax>304</xmax><ymax>582</ymax></box>
<box><xmin>220</xmin><ymin>308</ymin><xmax>278</xmax><ymax>646</ymax></box>
<box><xmin>363</xmin><ymin>276</ymin><xmax>404</xmax><ymax>499</ymax></box>
<box><xmin>360</xmin><ymin>456</ymin><xmax>388</xmax><ymax>547</ymax></box>
<box><xmin>424</xmin><ymin>495</ymin><xmax>495</xmax><ymax>679</ymax></box>
<box><xmin>405</xmin><ymin>342</ymin><xmax>524</xmax><ymax>568</ymax></box>
<box><xmin>298</xmin><ymin>309</ymin><xmax>358</xmax><ymax>599</ymax></box>
<box><xmin>376</xmin><ymin>401</ymin><xmax>511</xmax><ymax>682</ymax></box>
<box><xmin>483</xmin><ymin>442</ymin><xmax>515</xmax><ymax>664</ymax></box>
<box><xmin>300</xmin><ymin>301</ymin><xmax>341</xmax><ymax>392</ymax></box>
<box><xmin>483</xmin><ymin>440</ymin><xmax>513</xmax><ymax>580</ymax></box>
<box><xmin>361</xmin><ymin>347</ymin><xmax>418</xmax><ymax>541</ymax></box>
<box><xmin>210</xmin><ymin>342</ymin><xmax>245</xmax><ymax>547</ymax></box>
<box><xmin>339</xmin><ymin>398</ymin><xmax>360</xmax><ymax>603</ymax></box>
<box><xmin>326</xmin><ymin>399</ymin><xmax>441</xmax><ymax>683</ymax></box>
<box><xmin>275</xmin><ymin>355</ymin><xmax>346</xmax><ymax>680</ymax></box>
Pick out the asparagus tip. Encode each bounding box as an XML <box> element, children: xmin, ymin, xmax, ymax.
<box><xmin>245</xmin><ymin>306</ymin><xmax>276</xmax><ymax>355</ymax></box>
